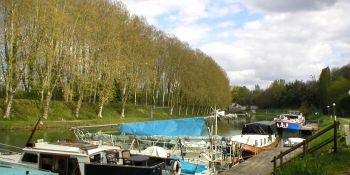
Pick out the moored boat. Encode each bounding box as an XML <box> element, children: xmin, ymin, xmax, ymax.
<box><xmin>274</xmin><ymin>110</ymin><xmax>306</xmax><ymax>130</ymax></box>
<box><xmin>230</xmin><ymin>121</ymin><xmax>279</xmax><ymax>159</ymax></box>
<box><xmin>0</xmin><ymin>163</ymin><xmax>58</xmax><ymax>175</ymax></box>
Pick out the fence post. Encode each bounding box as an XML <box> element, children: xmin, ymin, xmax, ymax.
<box><xmin>273</xmin><ymin>156</ymin><xmax>277</xmax><ymax>171</ymax></box>
<box><xmin>303</xmin><ymin>140</ymin><xmax>307</xmax><ymax>157</ymax></box>
<box><xmin>279</xmin><ymin>151</ymin><xmax>283</xmax><ymax>166</ymax></box>
<box><xmin>334</xmin><ymin>121</ymin><xmax>338</xmax><ymax>153</ymax></box>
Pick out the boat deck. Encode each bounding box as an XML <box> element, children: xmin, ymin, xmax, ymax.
<box><xmin>220</xmin><ymin>147</ymin><xmax>302</xmax><ymax>175</ymax></box>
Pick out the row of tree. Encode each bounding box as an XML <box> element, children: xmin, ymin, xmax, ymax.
<box><xmin>0</xmin><ymin>0</ymin><xmax>232</xmax><ymax>119</ymax></box>
<box><xmin>232</xmin><ymin>63</ymin><xmax>350</xmax><ymax>116</ymax></box>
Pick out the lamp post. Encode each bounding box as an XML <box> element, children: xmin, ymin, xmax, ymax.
<box><xmin>327</xmin><ymin>105</ymin><xmax>329</xmax><ymax>116</ymax></box>
<box><xmin>333</xmin><ymin>103</ymin><xmax>336</xmax><ymax>120</ymax></box>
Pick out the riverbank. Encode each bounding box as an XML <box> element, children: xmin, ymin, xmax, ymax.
<box><xmin>0</xmin><ymin>99</ymin><xmax>297</xmax><ymax>130</ymax></box>
<box><xmin>0</xmin><ymin>100</ymin><xmax>207</xmax><ymax>130</ymax></box>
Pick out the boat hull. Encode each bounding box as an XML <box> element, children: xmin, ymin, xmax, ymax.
<box><xmin>275</xmin><ymin>121</ymin><xmax>302</xmax><ymax>130</ymax></box>
<box><xmin>240</xmin><ymin>138</ymin><xmax>279</xmax><ymax>158</ymax></box>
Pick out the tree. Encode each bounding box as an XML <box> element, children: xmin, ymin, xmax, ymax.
<box><xmin>1</xmin><ymin>0</ymin><xmax>31</xmax><ymax>118</ymax></box>
<box><xmin>318</xmin><ymin>67</ymin><xmax>331</xmax><ymax>114</ymax></box>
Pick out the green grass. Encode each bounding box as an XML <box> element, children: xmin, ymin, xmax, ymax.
<box><xmin>273</xmin><ymin>115</ymin><xmax>350</xmax><ymax>175</ymax></box>
<box><xmin>0</xmin><ymin>100</ymin><xmax>204</xmax><ymax>130</ymax></box>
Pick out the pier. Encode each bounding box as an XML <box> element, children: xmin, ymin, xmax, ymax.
<box><xmin>298</xmin><ymin>122</ymin><xmax>320</xmax><ymax>136</ymax></box>
<box><xmin>220</xmin><ymin>147</ymin><xmax>302</xmax><ymax>175</ymax></box>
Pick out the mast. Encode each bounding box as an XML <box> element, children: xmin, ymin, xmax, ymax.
<box><xmin>25</xmin><ymin>117</ymin><xmax>42</xmax><ymax>147</ymax></box>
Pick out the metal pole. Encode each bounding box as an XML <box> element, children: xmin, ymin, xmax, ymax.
<box><xmin>333</xmin><ymin>103</ymin><xmax>336</xmax><ymax>120</ymax></box>
<box><xmin>327</xmin><ymin>106</ymin><xmax>329</xmax><ymax>116</ymax></box>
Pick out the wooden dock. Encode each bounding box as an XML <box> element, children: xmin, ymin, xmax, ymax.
<box><xmin>300</xmin><ymin>122</ymin><xmax>319</xmax><ymax>131</ymax></box>
<box><xmin>220</xmin><ymin>147</ymin><xmax>302</xmax><ymax>175</ymax></box>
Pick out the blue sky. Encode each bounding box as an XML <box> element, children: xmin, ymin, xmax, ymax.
<box><xmin>117</xmin><ymin>0</ymin><xmax>350</xmax><ymax>90</ymax></box>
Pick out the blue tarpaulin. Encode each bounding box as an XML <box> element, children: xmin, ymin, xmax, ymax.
<box><xmin>170</xmin><ymin>155</ymin><xmax>207</xmax><ymax>174</ymax></box>
<box><xmin>119</xmin><ymin>117</ymin><xmax>209</xmax><ymax>136</ymax></box>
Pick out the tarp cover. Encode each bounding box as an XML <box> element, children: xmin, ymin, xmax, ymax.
<box><xmin>170</xmin><ymin>155</ymin><xmax>207</xmax><ymax>174</ymax></box>
<box><xmin>141</xmin><ymin>146</ymin><xmax>167</xmax><ymax>158</ymax></box>
<box><xmin>241</xmin><ymin>121</ymin><xmax>277</xmax><ymax>135</ymax></box>
<box><xmin>119</xmin><ymin>117</ymin><xmax>208</xmax><ymax>136</ymax></box>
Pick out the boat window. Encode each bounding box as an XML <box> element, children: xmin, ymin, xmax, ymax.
<box><xmin>55</xmin><ymin>158</ymin><xmax>66</xmax><ymax>170</ymax></box>
<box><xmin>42</xmin><ymin>157</ymin><xmax>53</xmax><ymax>170</ymax></box>
<box><xmin>22</xmin><ymin>153</ymin><xmax>38</xmax><ymax>163</ymax></box>
<box><xmin>68</xmin><ymin>158</ymin><xmax>81</xmax><ymax>175</ymax></box>
<box><xmin>89</xmin><ymin>154</ymin><xmax>101</xmax><ymax>163</ymax></box>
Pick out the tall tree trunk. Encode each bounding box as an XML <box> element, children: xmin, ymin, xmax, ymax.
<box><xmin>120</xmin><ymin>84</ymin><xmax>127</xmax><ymax>118</ymax></box>
<box><xmin>98</xmin><ymin>100</ymin><xmax>105</xmax><ymax>118</ymax></box>
<box><xmin>42</xmin><ymin>92</ymin><xmax>52</xmax><ymax>119</ymax></box>
<box><xmin>134</xmin><ymin>91</ymin><xmax>137</xmax><ymax>105</ymax></box>
<box><xmin>75</xmin><ymin>93</ymin><xmax>83</xmax><ymax>118</ymax></box>
<box><xmin>186</xmin><ymin>104</ymin><xmax>189</xmax><ymax>115</ymax></box>
<box><xmin>178</xmin><ymin>95</ymin><xmax>183</xmax><ymax>116</ymax></box>
<box><xmin>121</xmin><ymin>102</ymin><xmax>125</xmax><ymax>118</ymax></box>
<box><xmin>3</xmin><ymin>92</ymin><xmax>14</xmax><ymax>119</ymax></box>
<box><xmin>145</xmin><ymin>88</ymin><xmax>148</xmax><ymax>106</ymax></box>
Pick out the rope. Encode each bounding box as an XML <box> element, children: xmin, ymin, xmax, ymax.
<box><xmin>0</xmin><ymin>143</ymin><xmax>22</xmax><ymax>150</ymax></box>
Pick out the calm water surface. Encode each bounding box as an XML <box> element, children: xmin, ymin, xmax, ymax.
<box><xmin>0</xmin><ymin>115</ymin><xmax>300</xmax><ymax>152</ymax></box>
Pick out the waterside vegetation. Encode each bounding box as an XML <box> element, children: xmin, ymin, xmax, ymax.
<box><xmin>274</xmin><ymin>115</ymin><xmax>350</xmax><ymax>175</ymax></box>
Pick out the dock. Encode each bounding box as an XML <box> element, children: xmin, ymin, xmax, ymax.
<box><xmin>220</xmin><ymin>147</ymin><xmax>302</xmax><ymax>175</ymax></box>
<box><xmin>300</xmin><ymin>122</ymin><xmax>319</xmax><ymax>131</ymax></box>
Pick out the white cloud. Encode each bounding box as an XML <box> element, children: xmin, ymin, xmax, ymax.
<box><xmin>117</xmin><ymin>0</ymin><xmax>350</xmax><ymax>90</ymax></box>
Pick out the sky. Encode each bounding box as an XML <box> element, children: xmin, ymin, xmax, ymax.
<box><xmin>116</xmin><ymin>0</ymin><xmax>350</xmax><ymax>90</ymax></box>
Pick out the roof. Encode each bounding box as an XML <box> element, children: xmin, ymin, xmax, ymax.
<box><xmin>119</xmin><ymin>117</ymin><xmax>209</xmax><ymax>136</ymax></box>
<box><xmin>0</xmin><ymin>163</ymin><xmax>58</xmax><ymax>175</ymax></box>
<box><xmin>242</xmin><ymin>121</ymin><xmax>277</xmax><ymax>135</ymax></box>
<box><xmin>24</xmin><ymin>141</ymin><xmax>121</xmax><ymax>156</ymax></box>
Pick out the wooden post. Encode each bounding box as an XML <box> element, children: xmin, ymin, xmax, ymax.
<box><xmin>334</xmin><ymin>121</ymin><xmax>338</xmax><ymax>153</ymax></box>
<box><xmin>279</xmin><ymin>151</ymin><xmax>283</xmax><ymax>166</ymax></box>
<box><xmin>303</xmin><ymin>140</ymin><xmax>307</xmax><ymax>157</ymax></box>
<box><xmin>273</xmin><ymin>156</ymin><xmax>277</xmax><ymax>171</ymax></box>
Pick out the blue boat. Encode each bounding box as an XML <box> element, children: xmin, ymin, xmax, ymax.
<box><xmin>274</xmin><ymin>111</ymin><xmax>306</xmax><ymax>130</ymax></box>
<box><xmin>0</xmin><ymin>163</ymin><xmax>58</xmax><ymax>175</ymax></box>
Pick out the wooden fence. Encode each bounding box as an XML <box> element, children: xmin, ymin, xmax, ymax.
<box><xmin>272</xmin><ymin>121</ymin><xmax>340</xmax><ymax>171</ymax></box>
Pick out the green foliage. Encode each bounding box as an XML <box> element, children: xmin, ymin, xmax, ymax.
<box><xmin>274</xmin><ymin>157</ymin><xmax>331</xmax><ymax>175</ymax></box>
<box><xmin>318</xmin><ymin>67</ymin><xmax>331</xmax><ymax>114</ymax></box>
<box><xmin>274</xmin><ymin>115</ymin><xmax>350</xmax><ymax>175</ymax></box>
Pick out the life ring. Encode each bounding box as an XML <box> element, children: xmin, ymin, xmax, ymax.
<box><xmin>172</xmin><ymin>160</ymin><xmax>181</xmax><ymax>175</ymax></box>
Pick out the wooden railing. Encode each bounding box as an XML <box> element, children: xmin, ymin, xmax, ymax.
<box><xmin>272</xmin><ymin>121</ymin><xmax>340</xmax><ymax>171</ymax></box>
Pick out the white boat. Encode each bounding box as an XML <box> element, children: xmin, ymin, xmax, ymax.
<box><xmin>284</xmin><ymin>138</ymin><xmax>305</xmax><ymax>147</ymax></box>
<box><xmin>230</xmin><ymin>121</ymin><xmax>279</xmax><ymax>159</ymax></box>
<box><xmin>71</xmin><ymin>117</ymin><xmax>243</xmax><ymax>174</ymax></box>
<box><xmin>0</xmin><ymin>118</ymin><xmax>171</xmax><ymax>175</ymax></box>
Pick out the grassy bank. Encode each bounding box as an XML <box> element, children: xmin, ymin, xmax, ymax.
<box><xmin>0</xmin><ymin>99</ymin><xmax>207</xmax><ymax>130</ymax></box>
<box><xmin>0</xmin><ymin>99</ymin><xmax>305</xmax><ymax>130</ymax></box>
<box><xmin>274</xmin><ymin>115</ymin><xmax>350</xmax><ymax>175</ymax></box>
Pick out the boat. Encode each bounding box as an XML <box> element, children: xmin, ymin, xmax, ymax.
<box><xmin>274</xmin><ymin>110</ymin><xmax>306</xmax><ymax>130</ymax></box>
<box><xmin>0</xmin><ymin>118</ymin><xmax>174</xmax><ymax>175</ymax></box>
<box><xmin>230</xmin><ymin>121</ymin><xmax>279</xmax><ymax>159</ymax></box>
<box><xmin>71</xmin><ymin>116</ymin><xmax>243</xmax><ymax>174</ymax></box>
<box><xmin>0</xmin><ymin>163</ymin><xmax>58</xmax><ymax>175</ymax></box>
<box><xmin>284</xmin><ymin>137</ymin><xmax>305</xmax><ymax>147</ymax></box>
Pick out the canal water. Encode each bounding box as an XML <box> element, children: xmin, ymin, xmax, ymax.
<box><xmin>0</xmin><ymin>115</ymin><xmax>301</xmax><ymax>152</ymax></box>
